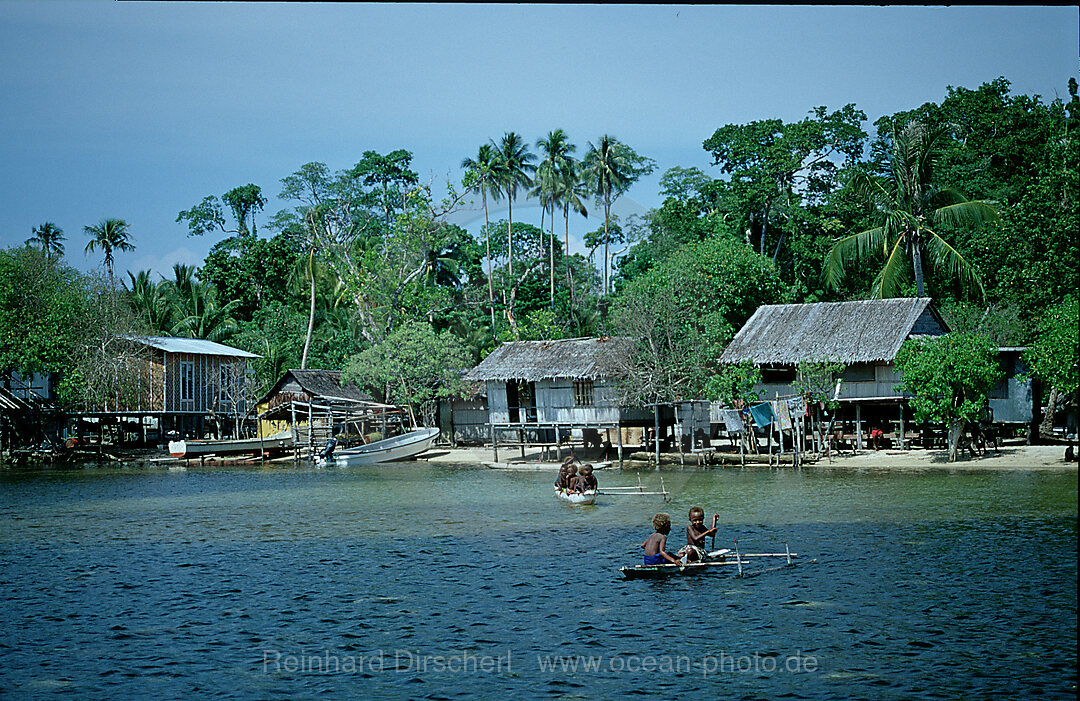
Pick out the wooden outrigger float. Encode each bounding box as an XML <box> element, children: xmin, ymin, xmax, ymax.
<box><xmin>619</xmin><ymin>542</ymin><xmax>808</xmax><ymax>580</ymax></box>
<box><xmin>598</xmin><ymin>474</ymin><xmax>671</xmax><ymax>501</ymax></box>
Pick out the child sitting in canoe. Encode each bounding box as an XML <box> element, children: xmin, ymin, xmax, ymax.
<box><xmin>677</xmin><ymin>506</ymin><xmax>719</xmax><ymax>562</ymax></box>
<box><xmin>555</xmin><ymin>463</ymin><xmax>578</xmax><ymax>491</ymax></box>
<box><xmin>571</xmin><ymin>464</ymin><xmax>598</xmax><ymax>493</ymax></box>
<box><xmin>640</xmin><ymin>513</ymin><xmax>682</xmax><ymax>566</ymax></box>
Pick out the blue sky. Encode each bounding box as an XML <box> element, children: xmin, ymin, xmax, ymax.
<box><xmin>1</xmin><ymin>3</ymin><xmax>1076</xmax><ymax>279</ymax></box>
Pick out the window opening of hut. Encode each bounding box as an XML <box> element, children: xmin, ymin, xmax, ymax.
<box><xmin>574</xmin><ymin>380</ymin><xmax>594</xmax><ymax>407</ymax></box>
<box><xmin>180</xmin><ymin>360</ymin><xmax>195</xmax><ymax>411</ymax></box>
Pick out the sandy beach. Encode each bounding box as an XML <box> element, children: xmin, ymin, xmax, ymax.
<box><xmin>422</xmin><ymin>440</ymin><xmax>1078</xmax><ymax>472</ymax></box>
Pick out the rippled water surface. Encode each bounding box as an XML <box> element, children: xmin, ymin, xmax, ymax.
<box><xmin>1</xmin><ymin>461</ymin><xmax>1076</xmax><ymax>699</ymax></box>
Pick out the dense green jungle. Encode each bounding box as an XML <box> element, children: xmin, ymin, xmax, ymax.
<box><xmin>2</xmin><ymin>77</ymin><xmax>1077</xmax><ymax>427</ymax></box>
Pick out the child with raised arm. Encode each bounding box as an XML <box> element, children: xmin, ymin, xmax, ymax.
<box><xmin>640</xmin><ymin>513</ymin><xmax>682</xmax><ymax>566</ymax></box>
<box><xmin>678</xmin><ymin>506</ymin><xmax>719</xmax><ymax>562</ymax></box>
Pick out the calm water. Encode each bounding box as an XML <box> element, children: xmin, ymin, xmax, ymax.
<box><xmin>0</xmin><ymin>460</ymin><xmax>1076</xmax><ymax>699</ymax></box>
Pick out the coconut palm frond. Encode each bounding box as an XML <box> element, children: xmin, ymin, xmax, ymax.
<box><xmin>931</xmin><ymin>200</ymin><xmax>1001</xmax><ymax>229</ymax></box>
<box><xmin>923</xmin><ymin>230</ymin><xmax>986</xmax><ymax>302</ymax></box>
<box><xmin>871</xmin><ymin>234</ymin><xmax>910</xmax><ymax>299</ymax></box>
<box><xmin>823</xmin><ymin>227</ymin><xmax>883</xmax><ymax>290</ymax></box>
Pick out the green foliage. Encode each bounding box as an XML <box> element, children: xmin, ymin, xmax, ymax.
<box><xmin>895</xmin><ymin>333</ymin><xmax>1003</xmax><ymax>425</ymax></box>
<box><xmin>178</xmin><ymin>184</ymin><xmax>267</xmax><ymax>238</ymax></box>
<box><xmin>792</xmin><ymin>361</ymin><xmax>846</xmax><ymax>409</ymax></box>
<box><xmin>612</xmin><ymin>235</ymin><xmax>783</xmax><ymax>403</ymax></box>
<box><xmin>1025</xmin><ymin>297</ymin><xmax>1079</xmax><ymax>397</ymax></box>
<box><xmin>26</xmin><ymin>222</ymin><xmax>66</xmax><ymax>259</ymax></box>
<box><xmin>704</xmin><ymin>361</ymin><xmax>762</xmax><ymax>406</ymax></box>
<box><xmin>83</xmin><ymin>218</ymin><xmax>134</xmax><ymax>279</ymax></box>
<box><xmin>344</xmin><ymin>320</ymin><xmax>471</xmax><ymax>426</ymax></box>
<box><xmin>200</xmin><ymin>233</ymin><xmax>302</xmax><ymax>320</ymax></box>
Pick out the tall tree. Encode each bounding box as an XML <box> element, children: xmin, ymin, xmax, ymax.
<box><xmin>491</xmin><ymin>132</ymin><xmax>536</xmax><ymax>282</ymax></box>
<box><xmin>536</xmin><ymin>129</ymin><xmax>575</xmax><ymax>305</ymax></box>
<box><xmin>554</xmin><ymin>159</ymin><xmax>589</xmax><ymax>297</ymax></box>
<box><xmin>583</xmin><ymin>136</ymin><xmax>655</xmax><ymax>294</ymax></box>
<box><xmin>461</xmin><ymin>143</ymin><xmax>500</xmax><ymax>329</ymax></box>
<box><xmin>177</xmin><ymin>184</ymin><xmax>267</xmax><ymax>238</ymax></box>
<box><xmin>26</xmin><ymin>222</ymin><xmax>66</xmax><ymax>259</ymax></box>
<box><xmin>824</xmin><ymin>121</ymin><xmax>1000</xmax><ymax>299</ymax></box>
<box><xmin>83</xmin><ymin>217</ymin><xmax>134</xmax><ymax>282</ymax></box>
<box><xmin>349</xmin><ymin>149</ymin><xmax>419</xmax><ymax>229</ymax></box>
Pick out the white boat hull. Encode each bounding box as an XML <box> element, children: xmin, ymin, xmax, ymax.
<box><xmin>329</xmin><ymin>428</ymin><xmax>440</xmax><ymax>467</ymax></box>
<box><xmin>168</xmin><ymin>430</ymin><xmax>295</xmax><ymax>459</ymax></box>
<box><xmin>554</xmin><ymin>486</ymin><xmax>597</xmax><ymax>505</ymax></box>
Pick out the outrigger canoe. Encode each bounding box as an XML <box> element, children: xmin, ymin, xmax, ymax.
<box><xmin>619</xmin><ymin>546</ymin><xmax>804</xmax><ymax>580</ymax></box>
<box><xmin>554</xmin><ymin>485</ymin><xmax>597</xmax><ymax>505</ymax></box>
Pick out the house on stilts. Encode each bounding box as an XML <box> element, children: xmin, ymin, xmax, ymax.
<box><xmin>464</xmin><ymin>336</ymin><xmax>676</xmax><ymax>462</ymax></box>
<box><xmin>718</xmin><ymin>297</ymin><xmax>1033</xmax><ymax>449</ymax></box>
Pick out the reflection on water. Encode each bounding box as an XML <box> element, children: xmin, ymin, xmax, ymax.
<box><xmin>1</xmin><ymin>461</ymin><xmax>1076</xmax><ymax>699</ymax></box>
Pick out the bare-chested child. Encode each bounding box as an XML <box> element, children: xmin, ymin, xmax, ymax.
<box><xmin>556</xmin><ymin>463</ymin><xmax>578</xmax><ymax>491</ymax></box>
<box><xmin>556</xmin><ymin>453</ymin><xmax>580</xmax><ymax>489</ymax></box>
<box><xmin>571</xmin><ymin>464</ymin><xmax>598</xmax><ymax>493</ymax></box>
<box><xmin>640</xmin><ymin>513</ymin><xmax>682</xmax><ymax>566</ymax></box>
<box><xmin>678</xmin><ymin>506</ymin><xmax>719</xmax><ymax>562</ymax></box>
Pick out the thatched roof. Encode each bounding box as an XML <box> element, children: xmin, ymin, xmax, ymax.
<box><xmin>465</xmin><ymin>337</ymin><xmax>637</xmax><ymax>382</ymax></box>
<box><xmin>257</xmin><ymin>369</ymin><xmax>374</xmax><ymax>407</ymax></box>
<box><xmin>719</xmin><ymin>298</ymin><xmax>948</xmax><ymax>365</ymax></box>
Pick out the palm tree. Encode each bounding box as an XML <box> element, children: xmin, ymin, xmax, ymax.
<box><xmin>462</xmin><ymin>144</ymin><xmax>500</xmax><ymax>329</ymax></box>
<box><xmin>584</xmin><ymin>136</ymin><xmax>632</xmax><ymax>294</ymax></box>
<box><xmin>84</xmin><ymin>218</ymin><xmax>134</xmax><ymax>281</ymax></box>
<box><xmin>124</xmin><ymin>270</ymin><xmax>174</xmax><ymax>333</ymax></box>
<box><xmin>536</xmin><ymin>130</ymin><xmax>575</xmax><ymax>304</ymax></box>
<box><xmin>553</xmin><ymin>159</ymin><xmax>589</xmax><ymax>303</ymax></box>
<box><xmin>26</xmin><ymin>222</ymin><xmax>66</xmax><ymax>259</ymax></box>
<box><xmin>168</xmin><ymin>267</ymin><xmax>240</xmax><ymax>343</ymax></box>
<box><xmin>824</xmin><ymin>121</ymin><xmax>1000</xmax><ymax>299</ymax></box>
<box><xmin>490</xmin><ymin>132</ymin><xmax>536</xmax><ymax>282</ymax></box>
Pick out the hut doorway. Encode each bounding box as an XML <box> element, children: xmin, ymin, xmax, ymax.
<box><xmin>507</xmin><ymin>381</ymin><xmax>536</xmax><ymax>424</ymax></box>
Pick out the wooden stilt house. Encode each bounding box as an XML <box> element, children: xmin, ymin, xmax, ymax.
<box><xmin>464</xmin><ymin>336</ymin><xmax>668</xmax><ymax>461</ymax></box>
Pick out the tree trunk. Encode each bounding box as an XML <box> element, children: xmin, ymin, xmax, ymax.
<box><xmin>603</xmin><ymin>196</ymin><xmax>610</xmax><ymax>295</ymax></box>
<box><xmin>948</xmin><ymin>419</ymin><xmax>965</xmax><ymax>462</ymax></box>
<box><xmin>507</xmin><ymin>198</ymin><xmax>514</xmax><ymax>280</ymax></box>
<box><xmin>549</xmin><ymin>203</ymin><xmax>555</xmax><ymax>307</ymax></box>
<box><xmin>1040</xmin><ymin>387</ymin><xmax>1060</xmax><ymax>439</ymax></box>
<box><xmin>301</xmin><ymin>250</ymin><xmax>315</xmax><ymax>370</ymax></box>
<box><xmin>912</xmin><ymin>233</ymin><xmax>926</xmax><ymax>297</ymax></box>
<box><xmin>483</xmin><ymin>193</ymin><xmax>495</xmax><ymax>332</ymax></box>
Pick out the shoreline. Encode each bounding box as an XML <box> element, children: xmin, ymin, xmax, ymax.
<box><xmin>422</xmin><ymin>441</ymin><xmax>1079</xmax><ymax>472</ymax></box>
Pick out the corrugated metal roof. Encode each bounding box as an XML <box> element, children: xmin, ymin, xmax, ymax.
<box><xmin>127</xmin><ymin>335</ymin><xmax>261</xmax><ymax>359</ymax></box>
<box><xmin>465</xmin><ymin>336</ymin><xmax>636</xmax><ymax>382</ymax></box>
<box><xmin>719</xmin><ymin>298</ymin><xmax>948</xmax><ymax>365</ymax></box>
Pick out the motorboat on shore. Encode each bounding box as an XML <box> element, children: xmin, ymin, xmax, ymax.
<box><xmin>323</xmin><ymin>427</ymin><xmax>440</xmax><ymax>467</ymax></box>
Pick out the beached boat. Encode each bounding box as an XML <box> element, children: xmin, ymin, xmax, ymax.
<box><xmin>619</xmin><ymin>546</ymin><xmax>802</xmax><ymax>580</ymax></box>
<box><xmin>168</xmin><ymin>429</ymin><xmax>295</xmax><ymax>459</ymax></box>
<box><xmin>554</xmin><ymin>485</ymin><xmax>598</xmax><ymax>505</ymax></box>
<box><xmin>326</xmin><ymin>427</ymin><xmax>440</xmax><ymax>467</ymax></box>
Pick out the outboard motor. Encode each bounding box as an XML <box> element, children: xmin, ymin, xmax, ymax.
<box><xmin>319</xmin><ymin>437</ymin><xmax>338</xmax><ymax>461</ymax></box>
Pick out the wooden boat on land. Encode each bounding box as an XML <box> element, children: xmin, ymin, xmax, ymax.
<box><xmin>554</xmin><ymin>485</ymin><xmax>598</xmax><ymax>505</ymax></box>
<box><xmin>168</xmin><ymin>429</ymin><xmax>295</xmax><ymax>459</ymax></box>
<box><xmin>619</xmin><ymin>545</ymin><xmax>804</xmax><ymax>580</ymax></box>
<box><xmin>326</xmin><ymin>427</ymin><xmax>440</xmax><ymax>467</ymax></box>
<box><xmin>485</xmin><ymin>461</ymin><xmax>612</xmax><ymax>471</ymax></box>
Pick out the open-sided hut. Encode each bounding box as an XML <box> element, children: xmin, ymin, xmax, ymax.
<box><xmin>255</xmin><ymin>369</ymin><xmax>404</xmax><ymax>451</ymax></box>
<box><xmin>464</xmin><ymin>336</ymin><xmax>662</xmax><ymax>460</ymax></box>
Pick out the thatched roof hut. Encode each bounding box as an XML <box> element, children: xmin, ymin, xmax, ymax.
<box><xmin>256</xmin><ymin>369</ymin><xmax>376</xmax><ymax>412</ymax></box>
<box><xmin>719</xmin><ymin>298</ymin><xmax>948</xmax><ymax>366</ymax></box>
<box><xmin>465</xmin><ymin>337</ymin><xmax>637</xmax><ymax>382</ymax></box>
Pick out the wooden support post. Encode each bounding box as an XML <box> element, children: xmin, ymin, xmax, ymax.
<box><xmin>491</xmin><ymin>424</ymin><xmax>499</xmax><ymax>463</ymax></box>
<box><xmin>899</xmin><ymin>401</ymin><xmax>906</xmax><ymax>449</ymax></box>
<box><xmin>856</xmin><ymin>404</ymin><xmax>863</xmax><ymax>451</ymax></box>
<box><xmin>617</xmin><ymin>425</ymin><xmax>623</xmax><ymax>466</ymax></box>
<box><xmin>555</xmin><ymin>424</ymin><xmax>562</xmax><ymax>462</ymax></box>
<box><xmin>653</xmin><ymin>404</ymin><xmax>660</xmax><ymax>467</ymax></box>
